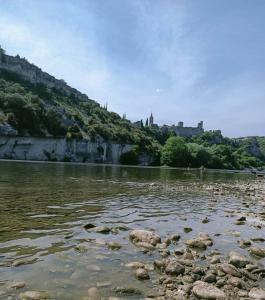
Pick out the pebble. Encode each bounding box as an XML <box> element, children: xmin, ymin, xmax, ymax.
<box><xmin>10</xmin><ymin>281</ymin><xmax>26</xmax><ymax>289</ymax></box>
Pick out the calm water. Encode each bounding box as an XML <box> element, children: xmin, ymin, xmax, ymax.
<box><xmin>0</xmin><ymin>161</ymin><xmax>264</xmax><ymax>299</ymax></box>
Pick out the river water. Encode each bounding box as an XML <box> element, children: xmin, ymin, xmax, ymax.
<box><xmin>0</xmin><ymin>161</ymin><xmax>264</xmax><ymax>299</ymax></box>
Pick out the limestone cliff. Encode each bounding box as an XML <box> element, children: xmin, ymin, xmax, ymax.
<box><xmin>0</xmin><ymin>136</ymin><xmax>132</xmax><ymax>164</ymax></box>
<box><xmin>0</xmin><ymin>52</ymin><xmax>95</xmax><ymax>105</ymax></box>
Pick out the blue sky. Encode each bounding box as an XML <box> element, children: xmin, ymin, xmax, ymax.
<box><xmin>0</xmin><ymin>0</ymin><xmax>265</xmax><ymax>137</ymax></box>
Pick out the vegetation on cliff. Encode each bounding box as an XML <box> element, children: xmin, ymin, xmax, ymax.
<box><xmin>0</xmin><ymin>69</ymin><xmax>160</xmax><ymax>156</ymax></box>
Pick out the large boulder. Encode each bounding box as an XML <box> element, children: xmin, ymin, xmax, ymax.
<box><xmin>192</xmin><ymin>281</ymin><xmax>225</xmax><ymax>299</ymax></box>
<box><xmin>129</xmin><ymin>230</ymin><xmax>161</xmax><ymax>246</ymax></box>
<box><xmin>249</xmin><ymin>288</ymin><xmax>265</xmax><ymax>300</ymax></box>
<box><xmin>228</xmin><ymin>251</ymin><xmax>250</xmax><ymax>268</ymax></box>
<box><xmin>165</xmin><ymin>260</ymin><xmax>185</xmax><ymax>276</ymax></box>
<box><xmin>220</xmin><ymin>263</ymin><xmax>242</xmax><ymax>278</ymax></box>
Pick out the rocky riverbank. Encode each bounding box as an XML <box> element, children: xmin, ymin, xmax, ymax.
<box><xmin>1</xmin><ymin>177</ymin><xmax>265</xmax><ymax>300</ymax></box>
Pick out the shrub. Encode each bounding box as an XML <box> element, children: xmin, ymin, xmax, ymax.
<box><xmin>161</xmin><ymin>137</ymin><xmax>190</xmax><ymax>167</ymax></box>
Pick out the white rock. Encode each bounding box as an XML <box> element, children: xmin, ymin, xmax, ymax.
<box><xmin>192</xmin><ymin>282</ymin><xmax>225</xmax><ymax>299</ymax></box>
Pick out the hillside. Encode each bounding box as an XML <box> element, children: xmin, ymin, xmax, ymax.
<box><xmin>0</xmin><ymin>48</ymin><xmax>159</xmax><ymax>157</ymax></box>
<box><xmin>0</xmin><ymin>47</ymin><xmax>264</xmax><ymax>170</ymax></box>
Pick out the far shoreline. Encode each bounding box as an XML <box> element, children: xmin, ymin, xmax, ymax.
<box><xmin>0</xmin><ymin>158</ymin><xmax>264</xmax><ymax>175</ymax></box>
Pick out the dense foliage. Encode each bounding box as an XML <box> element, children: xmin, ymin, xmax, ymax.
<box><xmin>160</xmin><ymin>133</ymin><xmax>265</xmax><ymax>170</ymax></box>
<box><xmin>0</xmin><ymin>70</ymin><xmax>160</xmax><ymax>156</ymax></box>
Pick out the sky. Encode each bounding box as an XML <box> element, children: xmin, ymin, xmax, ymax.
<box><xmin>0</xmin><ymin>0</ymin><xmax>265</xmax><ymax>137</ymax></box>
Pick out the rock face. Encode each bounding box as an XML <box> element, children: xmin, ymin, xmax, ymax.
<box><xmin>129</xmin><ymin>230</ymin><xmax>161</xmax><ymax>246</ymax></box>
<box><xmin>0</xmin><ymin>136</ymin><xmax>132</xmax><ymax>164</ymax></box>
<box><xmin>192</xmin><ymin>282</ymin><xmax>225</xmax><ymax>299</ymax></box>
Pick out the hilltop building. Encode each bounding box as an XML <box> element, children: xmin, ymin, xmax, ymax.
<box><xmin>135</xmin><ymin>113</ymin><xmax>206</xmax><ymax>138</ymax></box>
<box><xmin>161</xmin><ymin>120</ymin><xmax>204</xmax><ymax>138</ymax></box>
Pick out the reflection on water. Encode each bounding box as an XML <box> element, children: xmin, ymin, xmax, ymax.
<box><xmin>0</xmin><ymin>161</ymin><xmax>263</xmax><ymax>299</ymax></box>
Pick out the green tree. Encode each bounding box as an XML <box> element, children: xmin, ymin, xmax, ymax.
<box><xmin>161</xmin><ymin>136</ymin><xmax>190</xmax><ymax>167</ymax></box>
<box><xmin>187</xmin><ymin>143</ymin><xmax>212</xmax><ymax>167</ymax></box>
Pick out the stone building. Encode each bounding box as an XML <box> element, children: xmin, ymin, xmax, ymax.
<box><xmin>140</xmin><ymin>114</ymin><xmax>205</xmax><ymax>138</ymax></box>
<box><xmin>161</xmin><ymin>121</ymin><xmax>204</xmax><ymax>138</ymax></box>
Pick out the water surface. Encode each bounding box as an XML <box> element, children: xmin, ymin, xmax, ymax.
<box><xmin>0</xmin><ymin>161</ymin><xmax>264</xmax><ymax>299</ymax></box>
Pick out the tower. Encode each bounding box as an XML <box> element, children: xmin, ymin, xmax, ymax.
<box><xmin>198</xmin><ymin>121</ymin><xmax>203</xmax><ymax>129</ymax></box>
<box><xmin>0</xmin><ymin>46</ymin><xmax>4</xmax><ymax>62</ymax></box>
<box><xmin>149</xmin><ymin>113</ymin><xmax>154</xmax><ymax>127</ymax></box>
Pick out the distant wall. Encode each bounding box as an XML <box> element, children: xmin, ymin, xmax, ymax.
<box><xmin>174</xmin><ymin>125</ymin><xmax>204</xmax><ymax>138</ymax></box>
<box><xmin>0</xmin><ymin>136</ymin><xmax>133</xmax><ymax>164</ymax></box>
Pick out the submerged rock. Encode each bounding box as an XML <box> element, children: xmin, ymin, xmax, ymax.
<box><xmin>238</xmin><ymin>239</ymin><xmax>252</xmax><ymax>248</ymax></box>
<box><xmin>184</xmin><ymin>227</ymin><xmax>192</xmax><ymax>233</ymax></box>
<box><xmin>107</xmin><ymin>242</ymin><xmax>122</xmax><ymax>250</ymax></box>
<box><xmin>87</xmin><ymin>287</ymin><xmax>100</xmax><ymax>300</ymax></box>
<box><xmin>10</xmin><ymin>281</ymin><xmax>26</xmax><ymax>289</ymax></box>
<box><xmin>91</xmin><ymin>226</ymin><xmax>111</xmax><ymax>233</ymax></box>
<box><xmin>202</xmin><ymin>217</ymin><xmax>210</xmax><ymax>224</ymax></box>
<box><xmin>19</xmin><ymin>291</ymin><xmax>49</xmax><ymax>300</ymax></box>
<box><xmin>125</xmin><ymin>261</ymin><xmax>145</xmax><ymax>269</ymax></box>
<box><xmin>185</xmin><ymin>239</ymin><xmax>207</xmax><ymax>250</ymax></box>
<box><xmin>12</xmin><ymin>258</ymin><xmax>37</xmax><ymax>267</ymax></box>
<box><xmin>114</xmin><ymin>286</ymin><xmax>142</xmax><ymax>295</ymax></box>
<box><xmin>84</xmin><ymin>223</ymin><xmax>96</xmax><ymax>230</ymax></box>
<box><xmin>84</xmin><ymin>223</ymin><xmax>111</xmax><ymax>233</ymax></box>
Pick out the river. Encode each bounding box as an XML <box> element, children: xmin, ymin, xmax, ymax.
<box><xmin>0</xmin><ymin>161</ymin><xmax>264</xmax><ymax>299</ymax></box>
